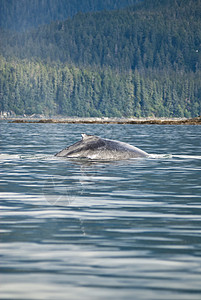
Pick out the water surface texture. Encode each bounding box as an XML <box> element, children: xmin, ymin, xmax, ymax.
<box><xmin>0</xmin><ymin>123</ymin><xmax>201</xmax><ymax>300</ymax></box>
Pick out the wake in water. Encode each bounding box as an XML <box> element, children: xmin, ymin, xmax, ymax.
<box><xmin>147</xmin><ymin>153</ymin><xmax>172</xmax><ymax>159</ymax></box>
<box><xmin>0</xmin><ymin>154</ymin><xmax>21</xmax><ymax>161</ymax></box>
<box><xmin>0</xmin><ymin>153</ymin><xmax>56</xmax><ymax>161</ymax></box>
<box><xmin>147</xmin><ymin>154</ymin><xmax>201</xmax><ymax>160</ymax></box>
<box><xmin>172</xmin><ymin>155</ymin><xmax>201</xmax><ymax>160</ymax></box>
<box><xmin>1</xmin><ymin>153</ymin><xmax>201</xmax><ymax>162</ymax></box>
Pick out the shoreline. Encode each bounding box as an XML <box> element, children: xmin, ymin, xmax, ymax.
<box><xmin>6</xmin><ymin>116</ymin><xmax>201</xmax><ymax>125</ymax></box>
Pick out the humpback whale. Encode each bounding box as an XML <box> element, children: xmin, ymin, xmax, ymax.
<box><xmin>55</xmin><ymin>134</ymin><xmax>148</xmax><ymax>160</ymax></box>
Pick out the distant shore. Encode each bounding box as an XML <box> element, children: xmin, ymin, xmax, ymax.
<box><xmin>8</xmin><ymin>116</ymin><xmax>201</xmax><ymax>125</ymax></box>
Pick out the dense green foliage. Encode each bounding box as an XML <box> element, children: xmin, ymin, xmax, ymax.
<box><xmin>0</xmin><ymin>0</ymin><xmax>140</xmax><ymax>31</ymax></box>
<box><xmin>1</xmin><ymin>57</ymin><xmax>200</xmax><ymax>117</ymax></box>
<box><xmin>0</xmin><ymin>0</ymin><xmax>201</xmax><ymax>117</ymax></box>
<box><xmin>1</xmin><ymin>0</ymin><xmax>201</xmax><ymax>72</ymax></box>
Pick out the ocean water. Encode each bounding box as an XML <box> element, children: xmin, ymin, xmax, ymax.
<box><xmin>0</xmin><ymin>122</ymin><xmax>201</xmax><ymax>300</ymax></box>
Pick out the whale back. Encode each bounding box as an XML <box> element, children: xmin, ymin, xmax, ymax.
<box><xmin>55</xmin><ymin>134</ymin><xmax>148</xmax><ymax>160</ymax></box>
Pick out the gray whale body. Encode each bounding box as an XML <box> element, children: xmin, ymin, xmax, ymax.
<box><xmin>55</xmin><ymin>134</ymin><xmax>148</xmax><ymax>160</ymax></box>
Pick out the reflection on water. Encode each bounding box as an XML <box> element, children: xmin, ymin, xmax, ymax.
<box><xmin>0</xmin><ymin>123</ymin><xmax>201</xmax><ymax>300</ymax></box>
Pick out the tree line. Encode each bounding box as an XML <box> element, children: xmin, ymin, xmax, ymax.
<box><xmin>0</xmin><ymin>0</ymin><xmax>201</xmax><ymax>117</ymax></box>
<box><xmin>1</xmin><ymin>57</ymin><xmax>200</xmax><ymax>117</ymax></box>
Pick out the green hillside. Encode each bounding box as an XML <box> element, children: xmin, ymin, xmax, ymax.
<box><xmin>0</xmin><ymin>0</ymin><xmax>201</xmax><ymax>118</ymax></box>
<box><xmin>1</xmin><ymin>0</ymin><xmax>201</xmax><ymax>72</ymax></box>
<box><xmin>0</xmin><ymin>0</ymin><xmax>140</xmax><ymax>31</ymax></box>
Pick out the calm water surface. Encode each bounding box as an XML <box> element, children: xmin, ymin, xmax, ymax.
<box><xmin>0</xmin><ymin>122</ymin><xmax>201</xmax><ymax>300</ymax></box>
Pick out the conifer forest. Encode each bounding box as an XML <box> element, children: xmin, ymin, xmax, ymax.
<box><xmin>0</xmin><ymin>0</ymin><xmax>201</xmax><ymax>117</ymax></box>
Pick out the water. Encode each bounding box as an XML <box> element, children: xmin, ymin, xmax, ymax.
<box><xmin>0</xmin><ymin>122</ymin><xmax>201</xmax><ymax>300</ymax></box>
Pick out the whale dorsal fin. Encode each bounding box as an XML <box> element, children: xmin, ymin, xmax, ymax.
<box><xmin>81</xmin><ymin>133</ymin><xmax>94</xmax><ymax>140</ymax></box>
<box><xmin>81</xmin><ymin>133</ymin><xmax>97</xmax><ymax>141</ymax></box>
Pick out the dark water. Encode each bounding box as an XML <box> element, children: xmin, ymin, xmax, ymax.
<box><xmin>0</xmin><ymin>122</ymin><xmax>201</xmax><ymax>300</ymax></box>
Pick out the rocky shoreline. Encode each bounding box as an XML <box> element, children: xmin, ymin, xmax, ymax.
<box><xmin>9</xmin><ymin>116</ymin><xmax>201</xmax><ymax>125</ymax></box>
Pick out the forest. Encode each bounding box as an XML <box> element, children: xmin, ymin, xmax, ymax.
<box><xmin>0</xmin><ymin>0</ymin><xmax>201</xmax><ymax>118</ymax></box>
<box><xmin>0</xmin><ymin>0</ymin><xmax>140</xmax><ymax>31</ymax></box>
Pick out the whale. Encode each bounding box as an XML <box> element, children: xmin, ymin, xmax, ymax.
<box><xmin>55</xmin><ymin>134</ymin><xmax>148</xmax><ymax>160</ymax></box>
